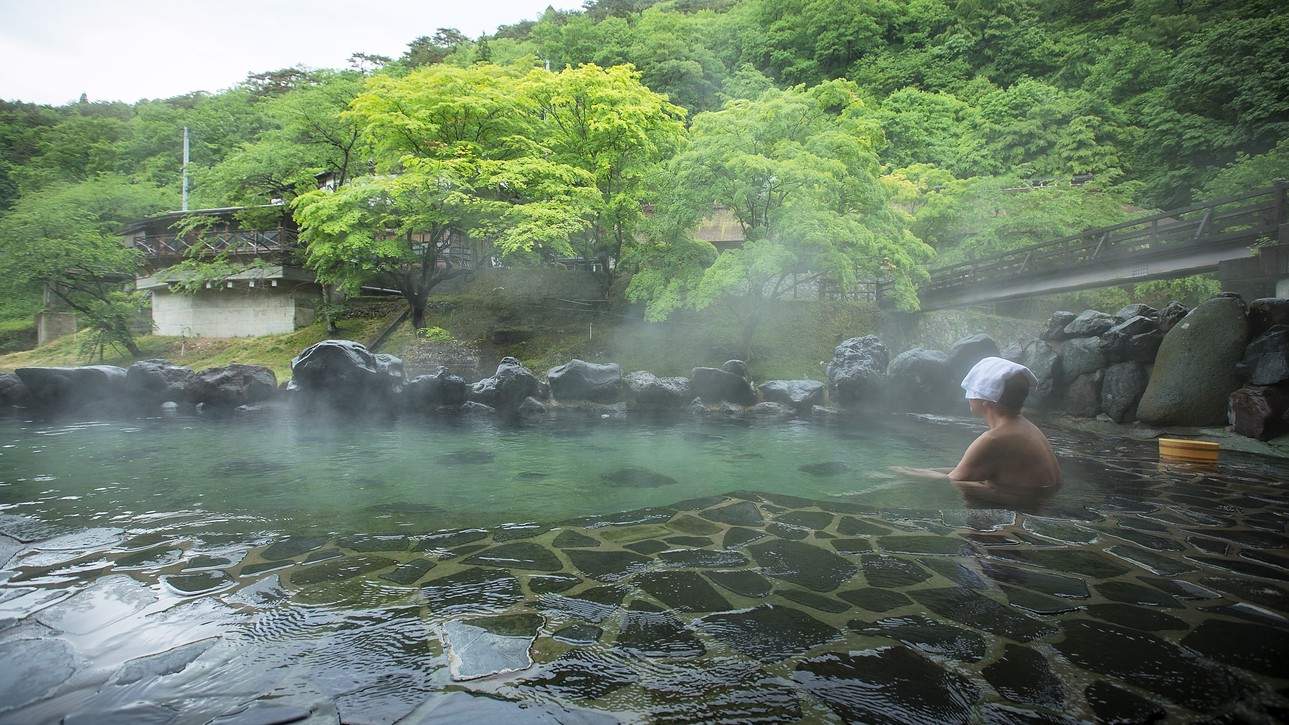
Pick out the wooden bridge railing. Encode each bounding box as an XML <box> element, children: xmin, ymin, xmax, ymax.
<box><xmin>134</xmin><ymin>228</ymin><xmax>299</xmax><ymax>260</ymax></box>
<box><xmin>920</xmin><ymin>181</ymin><xmax>1288</xmax><ymax>298</ymax></box>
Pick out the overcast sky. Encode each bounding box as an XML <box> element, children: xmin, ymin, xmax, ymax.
<box><xmin>0</xmin><ymin>0</ymin><xmax>585</xmax><ymax>106</ymax></box>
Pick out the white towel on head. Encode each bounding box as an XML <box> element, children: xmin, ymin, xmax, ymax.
<box><xmin>961</xmin><ymin>357</ymin><xmax>1039</xmax><ymax>402</ymax></box>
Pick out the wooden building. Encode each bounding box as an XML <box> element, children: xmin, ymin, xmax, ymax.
<box><xmin>128</xmin><ymin>206</ymin><xmax>323</xmax><ymax>337</ymax></box>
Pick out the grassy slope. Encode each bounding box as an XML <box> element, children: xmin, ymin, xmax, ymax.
<box><xmin>0</xmin><ymin>315</ymin><xmax>395</xmax><ymax>382</ymax></box>
<box><xmin>0</xmin><ymin>270</ymin><xmax>882</xmax><ymax>382</ymax></box>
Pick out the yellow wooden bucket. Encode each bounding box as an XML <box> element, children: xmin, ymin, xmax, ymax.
<box><xmin>1159</xmin><ymin>438</ymin><xmax>1219</xmax><ymax>464</ymax></box>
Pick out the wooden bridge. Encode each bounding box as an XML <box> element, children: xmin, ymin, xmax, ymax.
<box><xmin>912</xmin><ymin>182</ymin><xmax>1289</xmax><ymax>310</ymax></box>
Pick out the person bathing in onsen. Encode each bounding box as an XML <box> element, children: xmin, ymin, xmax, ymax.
<box><xmin>892</xmin><ymin>357</ymin><xmax>1062</xmax><ymax>509</ymax></box>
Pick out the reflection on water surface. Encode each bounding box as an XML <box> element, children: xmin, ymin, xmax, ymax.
<box><xmin>0</xmin><ymin>410</ymin><xmax>1286</xmax><ymax>723</ymax></box>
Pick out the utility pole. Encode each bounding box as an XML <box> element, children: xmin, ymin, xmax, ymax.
<box><xmin>182</xmin><ymin>127</ymin><xmax>190</xmax><ymax>211</ymax></box>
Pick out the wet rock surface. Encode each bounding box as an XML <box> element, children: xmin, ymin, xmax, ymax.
<box><xmin>290</xmin><ymin>339</ymin><xmax>402</xmax><ymax>408</ymax></box>
<box><xmin>689</xmin><ymin>362</ymin><xmax>758</xmax><ymax>406</ymax></box>
<box><xmin>826</xmin><ymin>335</ymin><xmax>889</xmax><ymax>407</ymax></box>
<box><xmin>757</xmin><ymin>379</ymin><xmax>826</xmax><ymax>412</ymax></box>
<box><xmin>1</xmin><ymin>448</ymin><xmax>1288</xmax><ymax>723</ymax></box>
<box><xmin>186</xmin><ymin>362</ymin><xmax>277</xmax><ymax>409</ymax></box>
<box><xmin>546</xmin><ymin>359</ymin><xmax>622</xmax><ymax>403</ymax></box>
<box><xmin>125</xmin><ymin>359</ymin><xmax>195</xmax><ymax>408</ymax></box>
<box><xmin>15</xmin><ymin>365</ymin><xmax>129</xmax><ymax>413</ymax></box>
<box><xmin>468</xmin><ymin>356</ymin><xmax>541</xmax><ymax>411</ymax></box>
<box><xmin>1138</xmin><ymin>295</ymin><xmax>1252</xmax><ymax>426</ymax></box>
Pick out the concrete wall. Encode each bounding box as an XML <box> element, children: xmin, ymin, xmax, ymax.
<box><xmin>149</xmin><ymin>285</ymin><xmax>318</xmax><ymax>337</ymax></box>
<box><xmin>35</xmin><ymin>312</ymin><xmax>78</xmax><ymax>345</ymax></box>
<box><xmin>1219</xmin><ymin>245</ymin><xmax>1289</xmax><ymax>302</ymax></box>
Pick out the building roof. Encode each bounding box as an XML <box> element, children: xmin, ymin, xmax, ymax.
<box><xmin>123</xmin><ymin>204</ymin><xmax>287</xmax><ymax>234</ymax></box>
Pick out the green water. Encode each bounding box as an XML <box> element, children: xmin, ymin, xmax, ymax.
<box><xmin>0</xmin><ymin>411</ymin><xmax>984</xmax><ymax>536</ymax></box>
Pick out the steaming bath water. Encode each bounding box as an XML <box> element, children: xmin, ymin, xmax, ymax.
<box><xmin>0</xmin><ymin>412</ymin><xmax>982</xmax><ymax>535</ymax></box>
<box><xmin>1</xmin><ymin>409</ymin><xmax>1287</xmax><ymax>723</ymax></box>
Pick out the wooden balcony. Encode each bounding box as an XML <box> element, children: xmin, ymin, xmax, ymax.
<box><xmin>133</xmin><ymin>228</ymin><xmax>299</xmax><ymax>261</ymax></box>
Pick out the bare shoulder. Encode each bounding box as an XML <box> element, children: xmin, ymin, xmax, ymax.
<box><xmin>950</xmin><ymin>430</ymin><xmax>1001</xmax><ymax>482</ymax></box>
<box><xmin>955</xmin><ymin>417</ymin><xmax>1061</xmax><ymax>489</ymax></box>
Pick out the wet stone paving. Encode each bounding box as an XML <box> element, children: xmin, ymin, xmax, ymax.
<box><xmin>1</xmin><ymin>456</ymin><xmax>1288</xmax><ymax>723</ymax></box>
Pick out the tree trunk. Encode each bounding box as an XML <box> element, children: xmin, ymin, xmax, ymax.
<box><xmin>410</xmin><ymin>302</ymin><xmax>427</xmax><ymax>331</ymax></box>
<box><xmin>322</xmin><ymin>286</ymin><xmax>341</xmax><ymax>334</ymax></box>
<box><xmin>738</xmin><ymin>307</ymin><xmax>763</xmax><ymax>362</ymax></box>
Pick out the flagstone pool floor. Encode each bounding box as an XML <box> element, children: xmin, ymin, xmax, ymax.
<box><xmin>2</xmin><ymin>455</ymin><xmax>1287</xmax><ymax>723</ymax></box>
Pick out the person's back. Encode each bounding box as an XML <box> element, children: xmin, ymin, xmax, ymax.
<box><xmin>949</xmin><ymin>407</ymin><xmax>1062</xmax><ymax>490</ymax></box>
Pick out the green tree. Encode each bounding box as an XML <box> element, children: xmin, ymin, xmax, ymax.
<box><xmin>1134</xmin><ymin>12</ymin><xmax>1289</xmax><ymax>206</ymax></box>
<box><xmin>976</xmin><ymin>78</ymin><xmax>1129</xmax><ymax>182</ymax></box>
<box><xmin>949</xmin><ymin>0</ymin><xmax>1062</xmax><ymax>85</ymax></box>
<box><xmin>718</xmin><ymin>64</ymin><xmax>776</xmax><ymax>104</ymax></box>
<box><xmin>199</xmin><ymin>70</ymin><xmax>366</xmax><ymax>207</ymax></box>
<box><xmin>0</xmin><ymin>101</ymin><xmax>61</xmax><ymax>211</ymax></box>
<box><xmin>630</xmin><ymin>81</ymin><xmax>931</xmax><ymax>358</ymax></box>
<box><xmin>182</xmin><ymin>89</ymin><xmax>276</xmax><ymax>197</ymax></box>
<box><xmin>0</xmin><ymin>175</ymin><xmax>170</xmax><ymax>357</ymax></box>
<box><xmin>244</xmin><ymin>66</ymin><xmax>318</xmax><ymax>99</ymax></box>
<box><xmin>115</xmin><ymin>88</ymin><xmax>271</xmax><ymax>207</ymax></box>
<box><xmin>400</xmin><ymin>28</ymin><xmax>471</xmax><ymax>68</ymax></box>
<box><xmin>21</xmin><ymin>109</ymin><xmax>129</xmax><ymax>190</ymax></box>
<box><xmin>625</xmin><ymin>7</ymin><xmax>729</xmax><ymax>114</ymax></box>
<box><xmin>524</xmin><ymin>63</ymin><xmax>687</xmax><ymax>290</ymax></box>
<box><xmin>1195</xmin><ymin>139</ymin><xmax>1289</xmax><ymax>200</ymax></box>
<box><xmin>847</xmin><ymin>0</ymin><xmax>970</xmax><ymax>95</ymax></box>
<box><xmin>583</xmin><ymin>0</ymin><xmax>664</xmax><ymax>20</ymax></box>
<box><xmin>872</xmin><ymin>88</ymin><xmax>988</xmax><ymax>177</ymax></box>
<box><xmin>115</xmin><ymin>98</ymin><xmax>190</xmax><ymax>193</ymax></box>
<box><xmin>292</xmin><ymin>63</ymin><xmax>599</xmax><ymax>330</ymax></box>
<box><xmin>912</xmin><ymin>175</ymin><xmax>1134</xmax><ymax>264</ymax></box>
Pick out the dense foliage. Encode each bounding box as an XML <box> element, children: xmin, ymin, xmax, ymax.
<box><xmin>2</xmin><ymin>0</ymin><xmax>1285</xmax><ymax>347</ymax></box>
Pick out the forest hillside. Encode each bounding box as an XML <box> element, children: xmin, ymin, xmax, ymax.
<box><xmin>1</xmin><ymin>0</ymin><xmax>1284</xmax><ymax>363</ymax></box>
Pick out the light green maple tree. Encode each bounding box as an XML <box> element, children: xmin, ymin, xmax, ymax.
<box><xmin>629</xmin><ymin>80</ymin><xmax>932</xmax><ymax>359</ymax></box>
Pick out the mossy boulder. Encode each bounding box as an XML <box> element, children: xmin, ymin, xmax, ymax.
<box><xmin>1137</xmin><ymin>295</ymin><xmax>1250</xmax><ymax>426</ymax></box>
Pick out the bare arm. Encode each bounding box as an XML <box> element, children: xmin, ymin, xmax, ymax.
<box><xmin>889</xmin><ymin>431</ymin><xmax>999</xmax><ymax>483</ymax></box>
<box><xmin>888</xmin><ymin>466</ymin><xmax>954</xmax><ymax>479</ymax></box>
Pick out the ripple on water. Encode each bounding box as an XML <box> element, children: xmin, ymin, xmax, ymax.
<box><xmin>210</xmin><ymin>459</ymin><xmax>290</xmax><ymax>477</ymax></box>
<box><xmin>310</xmin><ymin>608</ymin><xmax>437</xmax><ymax>724</ymax></box>
<box><xmin>798</xmin><ymin>462</ymin><xmax>852</xmax><ymax>476</ymax></box>
<box><xmin>850</xmin><ymin>614</ymin><xmax>988</xmax><ymax>663</ymax></box>
<box><xmin>1053</xmin><ymin>618</ymin><xmax>1253</xmax><ymax>713</ymax></box>
<box><xmin>635</xmin><ymin>660</ymin><xmax>804</xmax><ymax>724</ymax></box>
<box><xmin>615</xmin><ymin>602</ymin><xmax>706</xmax><ymax>659</ymax></box>
<box><xmin>421</xmin><ymin>566</ymin><xmax>524</xmax><ymax>615</ymax></box>
<box><xmin>238</xmin><ymin>600</ymin><xmax>331</xmax><ymax>643</ymax></box>
<box><xmin>794</xmin><ymin>647</ymin><xmax>981</xmax><ymax>724</ymax></box>
<box><xmin>696</xmin><ymin>604</ymin><xmax>841</xmax><ymax>663</ymax></box>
